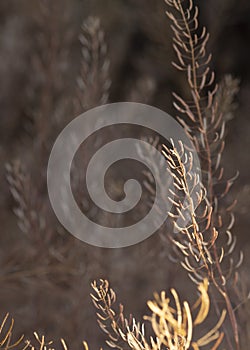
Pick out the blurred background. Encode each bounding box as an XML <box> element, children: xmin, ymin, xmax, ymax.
<box><xmin>0</xmin><ymin>0</ymin><xmax>250</xmax><ymax>348</ymax></box>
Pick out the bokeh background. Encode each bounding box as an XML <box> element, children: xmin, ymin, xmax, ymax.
<box><xmin>0</xmin><ymin>0</ymin><xmax>250</xmax><ymax>348</ymax></box>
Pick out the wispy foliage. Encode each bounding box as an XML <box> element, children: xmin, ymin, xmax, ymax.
<box><xmin>91</xmin><ymin>279</ymin><xmax>225</xmax><ymax>350</ymax></box>
<box><xmin>162</xmin><ymin>0</ymin><xmax>242</xmax><ymax>349</ymax></box>
<box><xmin>91</xmin><ymin>279</ymin><xmax>142</xmax><ymax>350</ymax></box>
<box><xmin>0</xmin><ymin>314</ymin><xmax>24</xmax><ymax>349</ymax></box>
<box><xmin>0</xmin><ymin>1</ymin><xmax>247</xmax><ymax>349</ymax></box>
<box><xmin>75</xmin><ymin>16</ymin><xmax>111</xmax><ymax>112</ymax></box>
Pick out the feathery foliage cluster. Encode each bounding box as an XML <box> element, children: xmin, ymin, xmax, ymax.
<box><xmin>0</xmin><ymin>0</ymin><xmax>248</xmax><ymax>349</ymax></box>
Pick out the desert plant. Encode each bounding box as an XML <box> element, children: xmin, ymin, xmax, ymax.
<box><xmin>0</xmin><ymin>0</ymin><xmax>247</xmax><ymax>349</ymax></box>
<box><xmin>0</xmin><ymin>314</ymin><xmax>24</xmax><ymax>349</ymax></box>
<box><xmin>162</xmin><ymin>1</ymin><xmax>242</xmax><ymax>349</ymax></box>
<box><xmin>132</xmin><ymin>0</ymin><xmax>244</xmax><ymax>349</ymax></box>
<box><xmin>91</xmin><ymin>279</ymin><xmax>226</xmax><ymax>350</ymax></box>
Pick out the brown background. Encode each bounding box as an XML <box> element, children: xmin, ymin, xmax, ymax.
<box><xmin>0</xmin><ymin>0</ymin><xmax>249</xmax><ymax>348</ymax></box>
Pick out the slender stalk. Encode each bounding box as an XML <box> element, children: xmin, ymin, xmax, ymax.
<box><xmin>166</xmin><ymin>1</ymin><xmax>240</xmax><ymax>348</ymax></box>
